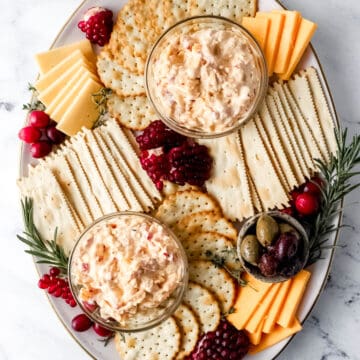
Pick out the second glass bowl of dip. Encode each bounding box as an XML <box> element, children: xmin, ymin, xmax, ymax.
<box><xmin>145</xmin><ymin>15</ymin><xmax>268</xmax><ymax>139</ymax></box>
<box><xmin>68</xmin><ymin>212</ymin><xmax>188</xmax><ymax>332</ymax></box>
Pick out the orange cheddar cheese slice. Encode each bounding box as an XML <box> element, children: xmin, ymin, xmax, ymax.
<box><xmin>245</xmin><ymin>281</ymin><xmax>282</xmax><ymax>333</ymax></box>
<box><xmin>227</xmin><ymin>273</ymin><xmax>273</xmax><ymax>330</ymax></box>
<box><xmin>246</xmin><ymin>318</ymin><xmax>264</xmax><ymax>346</ymax></box>
<box><xmin>249</xmin><ymin>318</ymin><xmax>302</xmax><ymax>354</ymax></box>
<box><xmin>279</xmin><ymin>18</ymin><xmax>317</xmax><ymax>80</ymax></box>
<box><xmin>263</xmin><ymin>278</ymin><xmax>292</xmax><ymax>333</ymax></box>
<box><xmin>277</xmin><ymin>269</ymin><xmax>311</xmax><ymax>328</ymax></box>
<box><xmin>242</xmin><ymin>17</ymin><xmax>270</xmax><ymax>51</ymax></box>
<box><xmin>35</xmin><ymin>39</ymin><xmax>95</xmax><ymax>75</ymax></box>
<box><xmin>273</xmin><ymin>10</ymin><xmax>301</xmax><ymax>74</ymax></box>
<box><xmin>256</xmin><ymin>12</ymin><xmax>285</xmax><ymax>75</ymax></box>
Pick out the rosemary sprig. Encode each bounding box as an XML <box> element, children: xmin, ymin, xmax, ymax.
<box><xmin>92</xmin><ymin>88</ymin><xmax>112</xmax><ymax>128</ymax></box>
<box><xmin>98</xmin><ymin>333</ymin><xmax>116</xmax><ymax>346</ymax></box>
<box><xmin>308</xmin><ymin>129</ymin><xmax>360</xmax><ymax>264</ymax></box>
<box><xmin>17</xmin><ymin>197</ymin><xmax>68</xmax><ymax>273</ymax></box>
<box><xmin>22</xmin><ymin>83</ymin><xmax>46</xmax><ymax>112</ymax></box>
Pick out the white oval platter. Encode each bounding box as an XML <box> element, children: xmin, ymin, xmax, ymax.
<box><xmin>18</xmin><ymin>0</ymin><xmax>341</xmax><ymax>359</ymax></box>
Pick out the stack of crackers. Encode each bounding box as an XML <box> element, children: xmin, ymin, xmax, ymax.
<box><xmin>97</xmin><ymin>0</ymin><xmax>256</xmax><ymax>130</ymax></box>
<box><xmin>116</xmin><ymin>189</ymin><xmax>241</xmax><ymax>359</ymax></box>
<box><xmin>18</xmin><ymin>117</ymin><xmax>161</xmax><ymax>254</ymax></box>
<box><xmin>199</xmin><ymin>67</ymin><xmax>337</xmax><ymax>221</ymax></box>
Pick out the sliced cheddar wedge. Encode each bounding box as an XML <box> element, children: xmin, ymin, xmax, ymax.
<box><xmin>249</xmin><ymin>318</ymin><xmax>302</xmax><ymax>354</ymax></box>
<box><xmin>227</xmin><ymin>273</ymin><xmax>273</xmax><ymax>330</ymax></box>
<box><xmin>263</xmin><ymin>279</ymin><xmax>292</xmax><ymax>333</ymax></box>
<box><xmin>277</xmin><ymin>269</ymin><xmax>311</xmax><ymax>328</ymax></box>
<box><xmin>35</xmin><ymin>49</ymin><xmax>95</xmax><ymax>93</ymax></box>
<box><xmin>256</xmin><ymin>12</ymin><xmax>285</xmax><ymax>75</ymax></box>
<box><xmin>279</xmin><ymin>18</ymin><xmax>317</xmax><ymax>80</ymax></box>
<box><xmin>273</xmin><ymin>10</ymin><xmax>301</xmax><ymax>74</ymax></box>
<box><xmin>242</xmin><ymin>16</ymin><xmax>270</xmax><ymax>50</ymax></box>
<box><xmin>246</xmin><ymin>318</ymin><xmax>264</xmax><ymax>346</ymax></box>
<box><xmin>56</xmin><ymin>78</ymin><xmax>103</xmax><ymax>136</ymax></box>
<box><xmin>245</xmin><ymin>281</ymin><xmax>282</xmax><ymax>334</ymax></box>
<box><xmin>35</xmin><ymin>39</ymin><xmax>95</xmax><ymax>75</ymax></box>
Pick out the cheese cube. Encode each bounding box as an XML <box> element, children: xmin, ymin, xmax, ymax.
<box><xmin>256</xmin><ymin>12</ymin><xmax>285</xmax><ymax>75</ymax></box>
<box><xmin>277</xmin><ymin>269</ymin><xmax>311</xmax><ymax>328</ymax></box>
<box><xmin>245</xmin><ymin>281</ymin><xmax>281</xmax><ymax>333</ymax></box>
<box><xmin>249</xmin><ymin>318</ymin><xmax>302</xmax><ymax>354</ymax></box>
<box><xmin>242</xmin><ymin>17</ymin><xmax>270</xmax><ymax>50</ymax></box>
<box><xmin>263</xmin><ymin>279</ymin><xmax>292</xmax><ymax>333</ymax></box>
<box><xmin>273</xmin><ymin>10</ymin><xmax>301</xmax><ymax>74</ymax></box>
<box><xmin>35</xmin><ymin>49</ymin><xmax>95</xmax><ymax>93</ymax></box>
<box><xmin>35</xmin><ymin>39</ymin><xmax>95</xmax><ymax>75</ymax></box>
<box><xmin>279</xmin><ymin>18</ymin><xmax>317</xmax><ymax>80</ymax></box>
<box><xmin>227</xmin><ymin>273</ymin><xmax>273</xmax><ymax>330</ymax></box>
<box><xmin>56</xmin><ymin>78</ymin><xmax>103</xmax><ymax>136</ymax></box>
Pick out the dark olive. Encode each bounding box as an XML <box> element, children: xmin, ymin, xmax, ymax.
<box><xmin>273</xmin><ymin>232</ymin><xmax>300</xmax><ymax>261</ymax></box>
<box><xmin>256</xmin><ymin>215</ymin><xmax>279</xmax><ymax>247</ymax></box>
<box><xmin>258</xmin><ymin>253</ymin><xmax>279</xmax><ymax>277</ymax></box>
<box><xmin>240</xmin><ymin>235</ymin><xmax>261</xmax><ymax>266</ymax></box>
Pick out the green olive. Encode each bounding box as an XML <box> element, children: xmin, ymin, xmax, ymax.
<box><xmin>256</xmin><ymin>215</ymin><xmax>279</xmax><ymax>247</ymax></box>
<box><xmin>279</xmin><ymin>223</ymin><xmax>300</xmax><ymax>239</ymax></box>
<box><xmin>240</xmin><ymin>235</ymin><xmax>261</xmax><ymax>266</ymax></box>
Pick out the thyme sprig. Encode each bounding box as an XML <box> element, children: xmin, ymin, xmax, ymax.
<box><xmin>17</xmin><ymin>197</ymin><xmax>68</xmax><ymax>273</ymax></box>
<box><xmin>22</xmin><ymin>83</ymin><xmax>46</xmax><ymax>112</ymax></box>
<box><xmin>308</xmin><ymin>129</ymin><xmax>360</xmax><ymax>264</ymax></box>
<box><xmin>92</xmin><ymin>88</ymin><xmax>112</xmax><ymax>128</ymax></box>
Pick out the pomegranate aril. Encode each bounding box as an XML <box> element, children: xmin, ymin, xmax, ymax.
<box><xmin>93</xmin><ymin>323</ymin><xmax>113</xmax><ymax>337</ymax></box>
<box><xmin>69</xmin><ymin>300</ymin><xmax>77</xmax><ymax>308</ymax></box>
<box><xmin>49</xmin><ymin>267</ymin><xmax>60</xmax><ymax>276</ymax></box>
<box><xmin>18</xmin><ymin>126</ymin><xmax>41</xmax><ymax>144</ymax></box>
<box><xmin>72</xmin><ymin>314</ymin><xmax>93</xmax><ymax>332</ymax></box>
<box><xmin>38</xmin><ymin>279</ymin><xmax>48</xmax><ymax>289</ymax></box>
<box><xmin>30</xmin><ymin>141</ymin><xmax>52</xmax><ymax>158</ymax></box>
<box><xmin>28</xmin><ymin>110</ymin><xmax>50</xmax><ymax>128</ymax></box>
<box><xmin>54</xmin><ymin>289</ymin><xmax>62</xmax><ymax>297</ymax></box>
<box><xmin>48</xmin><ymin>285</ymin><xmax>57</xmax><ymax>294</ymax></box>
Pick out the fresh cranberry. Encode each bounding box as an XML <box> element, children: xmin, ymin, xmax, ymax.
<box><xmin>303</xmin><ymin>177</ymin><xmax>324</xmax><ymax>196</ymax></box>
<box><xmin>72</xmin><ymin>314</ymin><xmax>93</xmax><ymax>332</ymax></box>
<box><xmin>78</xmin><ymin>7</ymin><xmax>113</xmax><ymax>46</ymax></box>
<box><xmin>18</xmin><ymin>126</ymin><xmax>41</xmax><ymax>143</ymax></box>
<box><xmin>46</xmin><ymin>126</ymin><xmax>66</xmax><ymax>144</ymax></box>
<box><xmin>280</xmin><ymin>207</ymin><xmax>294</xmax><ymax>216</ymax></box>
<box><xmin>28</xmin><ymin>110</ymin><xmax>50</xmax><ymax>128</ymax></box>
<box><xmin>295</xmin><ymin>192</ymin><xmax>320</xmax><ymax>216</ymax></box>
<box><xmin>93</xmin><ymin>323</ymin><xmax>113</xmax><ymax>337</ymax></box>
<box><xmin>290</xmin><ymin>189</ymin><xmax>301</xmax><ymax>203</ymax></box>
<box><xmin>30</xmin><ymin>141</ymin><xmax>52</xmax><ymax>158</ymax></box>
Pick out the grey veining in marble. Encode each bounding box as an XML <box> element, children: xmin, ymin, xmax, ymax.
<box><xmin>0</xmin><ymin>0</ymin><xmax>359</xmax><ymax>359</ymax></box>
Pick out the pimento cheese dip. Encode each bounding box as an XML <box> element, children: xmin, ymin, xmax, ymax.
<box><xmin>71</xmin><ymin>215</ymin><xmax>184</xmax><ymax>324</ymax></box>
<box><xmin>151</xmin><ymin>27</ymin><xmax>262</xmax><ymax>132</ymax></box>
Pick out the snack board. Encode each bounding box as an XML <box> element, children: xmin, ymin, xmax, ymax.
<box><xmin>18</xmin><ymin>0</ymin><xmax>341</xmax><ymax>359</ymax></box>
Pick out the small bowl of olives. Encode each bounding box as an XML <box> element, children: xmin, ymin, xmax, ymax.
<box><xmin>237</xmin><ymin>211</ymin><xmax>309</xmax><ymax>283</ymax></box>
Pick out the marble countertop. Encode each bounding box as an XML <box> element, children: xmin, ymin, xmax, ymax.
<box><xmin>1</xmin><ymin>0</ymin><xmax>359</xmax><ymax>359</ymax></box>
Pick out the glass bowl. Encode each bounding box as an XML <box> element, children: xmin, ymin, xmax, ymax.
<box><xmin>68</xmin><ymin>212</ymin><xmax>188</xmax><ymax>332</ymax></box>
<box><xmin>145</xmin><ymin>15</ymin><xmax>268</xmax><ymax>139</ymax></box>
<box><xmin>237</xmin><ymin>211</ymin><xmax>309</xmax><ymax>283</ymax></box>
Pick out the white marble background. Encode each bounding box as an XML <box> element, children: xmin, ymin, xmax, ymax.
<box><xmin>0</xmin><ymin>0</ymin><xmax>359</xmax><ymax>359</ymax></box>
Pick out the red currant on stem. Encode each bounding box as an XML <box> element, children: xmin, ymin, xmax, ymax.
<box><xmin>295</xmin><ymin>192</ymin><xmax>320</xmax><ymax>216</ymax></box>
